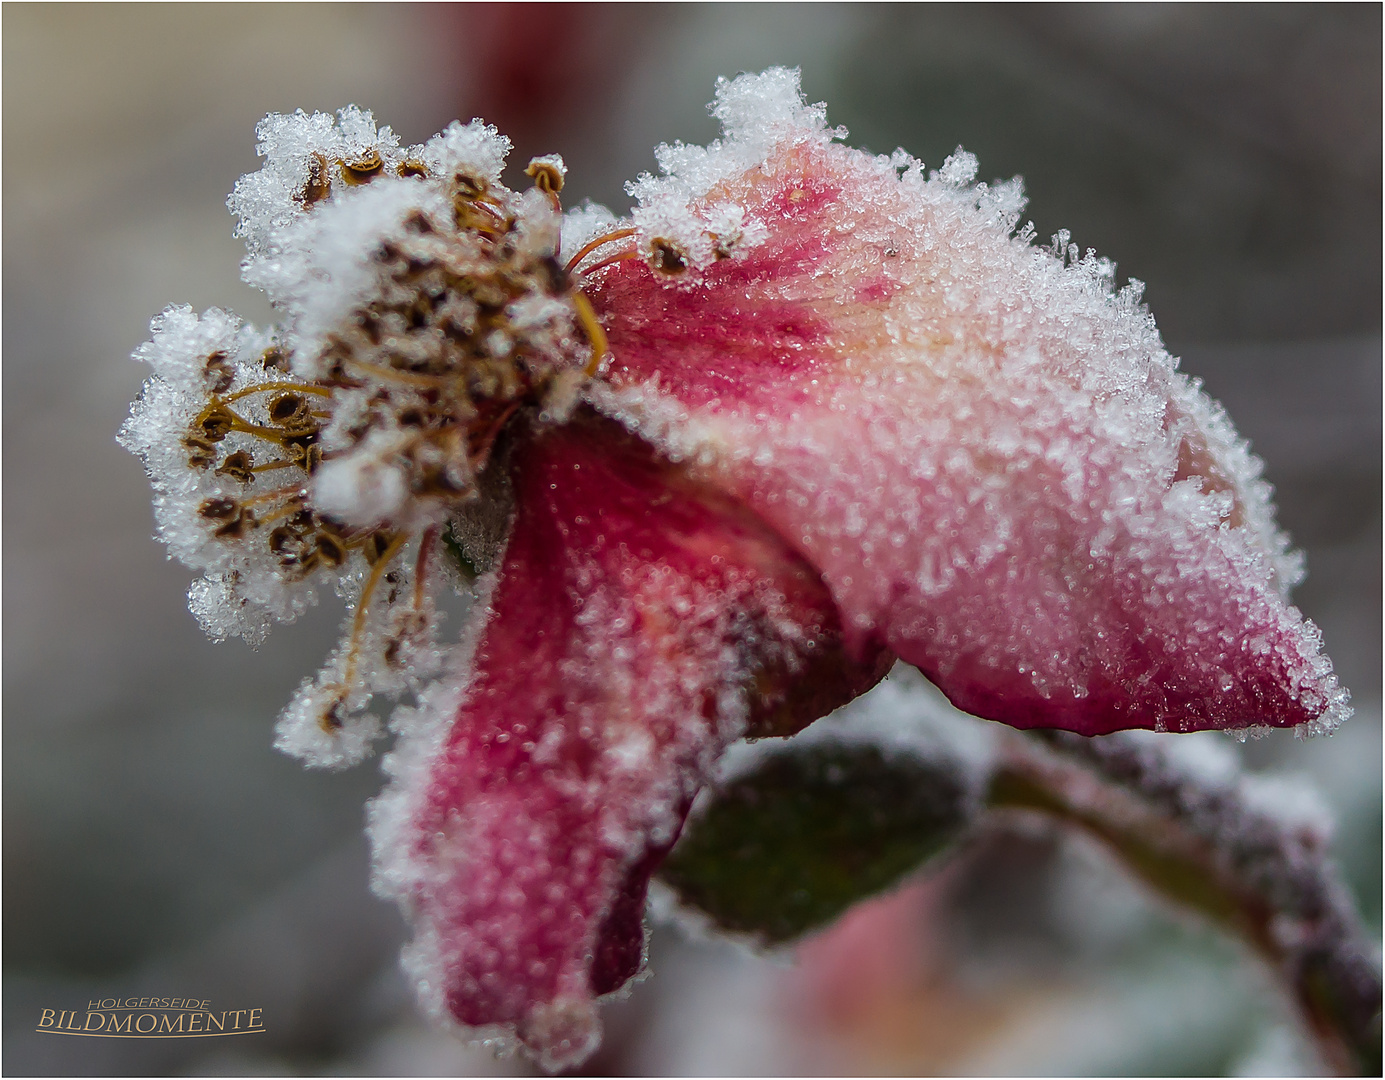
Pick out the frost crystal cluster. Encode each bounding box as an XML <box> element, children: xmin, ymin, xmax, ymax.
<box><xmin>122</xmin><ymin>70</ymin><xmax>1349</xmax><ymax>1068</ymax></box>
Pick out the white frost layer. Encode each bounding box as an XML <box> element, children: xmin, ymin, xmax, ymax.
<box><xmin>625</xmin><ymin>67</ymin><xmax>838</xmax><ymax>274</ymax></box>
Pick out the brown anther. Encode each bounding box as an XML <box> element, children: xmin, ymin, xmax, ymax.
<box><xmin>283</xmin><ymin>431</ymin><xmax>320</xmax><ymax>466</ymax></box>
<box><xmin>649</xmin><ymin>237</ymin><xmax>689</xmax><ymax>275</ymax></box>
<box><xmin>269</xmin><ymin>524</ymin><xmax>308</xmax><ymax>563</ymax></box>
<box><xmin>205</xmin><ymin>351</ymin><xmax>236</xmax><ymax>394</ymax></box>
<box><xmin>300</xmin><ymin>152</ymin><xmax>332</xmax><ymax>206</ymax></box>
<box><xmin>403</xmin><ymin>209</ymin><xmax>435</xmax><ymax>234</ymax></box>
<box><xmin>452</xmin><ymin>170</ymin><xmax>488</xmax><ymax>201</ymax></box>
<box><xmin>198</xmin><ymin>497</ymin><xmax>239</xmax><ymax>521</ymax></box>
<box><xmin>215</xmin><ymin>450</ymin><xmax>255</xmax><ymax>484</ymax></box>
<box><xmin>398</xmin><ymin>160</ymin><xmax>430</xmax><ymax>179</ymax></box>
<box><xmin>213</xmin><ymin>509</ymin><xmax>255</xmax><ymax>540</ymax></box>
<box><xmin>271</xmin><ymin>518</ymin><xmax>320</xmax><ymax>574</ymax></box>
<box><xmin>525</xmin><ymin>158</ymin><xmax>564</xmax><ymax>195</ymax></box>
<box><xmin>261</xmin><ymin>345</ymin><xmax>289</xmax><ymax>371</ymax></box>
<box><xmin>320</xmin><ymin>696</ymin><xmax>344</xmax><ymax>732</ymax></box>
<box><xmin>340</xmin><ymin>151</ymin><xmax>384</xmax><ymax>185</ymax></box>
<box><xmin>198</xmin><ymin>499</ymin><xmax>256</xmax><ymax>539</ymax></box>
<box><xmin>709</xmin><ymin>234</ymin><xmax>737</xmax><ymax>261</ymax></box>
<box><xmin>454</xmin><ymin>200</ymin><xmax>503</xmax><ymax>233</ymax></box>
<box><xmin>315</xmin><ymin>530</ymin><xmax>348</xmax><ymax>568</ymax></box>
<box><xmin>184</xmin><ymin>435</ymin><xmax>218</xmax><ymax>469</ymax></box>
<box><xmin>362</xmin><ymin>531</ymin><xmax>397</xmax><ymax>565</ymax></box>
<box><xmin>267</xmin><ymin>391</ymin><xmax>310</xmax><ymax>427</ymax></box>
<box><xmin>197</xmin><ymin>408</ymin><xmax>235</xmax><ymax>441</ymax></box>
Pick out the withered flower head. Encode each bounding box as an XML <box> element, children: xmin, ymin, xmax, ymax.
<box><xmin>121</xmin><ymin>72</ymin><xmax>1348</xmax><ymax>1070</ymax></box>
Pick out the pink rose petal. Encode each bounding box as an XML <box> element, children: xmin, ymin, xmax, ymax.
<box><xmin>587</xmin><ymin>130</ymin><xmax>1346</xmax><ymax>737</ymax></box>
<box><xmin>371</xmin><ymin>413</ymin><xmax>885</xmax><ymax>1068</ymax></box>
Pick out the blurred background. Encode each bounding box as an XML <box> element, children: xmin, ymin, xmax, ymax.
<box><xmin>4</xmin><ymin>4</ymin><xmax>1379</xmax><ymax>1075</ymax></box>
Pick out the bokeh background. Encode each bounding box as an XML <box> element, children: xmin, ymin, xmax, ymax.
<box><xmin>4</xmin><ymin>4</ymin><xmax>1379</xmax><ymax>1075</ymax></box>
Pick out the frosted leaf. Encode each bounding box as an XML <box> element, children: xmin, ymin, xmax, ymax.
<box><xmin>662</xmin><ymin>665</ymin><xmax>990</xmax><ymax>946</ymax></box>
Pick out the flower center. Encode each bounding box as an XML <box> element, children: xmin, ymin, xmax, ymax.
<box><xmin>177</xmin><ymin>157</ymin><xmax>615</xmax><ymax>730</ymax></box>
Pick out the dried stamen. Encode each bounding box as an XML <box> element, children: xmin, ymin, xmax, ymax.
<box><xmin>572</xmin><ymin>292</ymin><xmax>609</xmax><ymax>377</ymax></box>
<box><xmin>205</xmin><ymin>352</ymin><xmax>236</xmax><ymax>393</ymax></box>
<box><xmin>215</xmin><ymin>450</ymin><xmax>256</xmax><ymax>484</ymax></box>
<box><xmin>221</xmin><ymin>382</ymin><xmax>333</xmax><ymax>406</ymax></box>
<box><xmin>649</xmin><ymin>237</ymin><xmax>689</xmax><ymax>275</ymax></box>
<box><xmin>564</xmin><ymin>228</ymin><xmax>638</xmax><ymax>275</ymax></box>
<box><xmin>341</xmin><ymin>151</ymin><xmax>385</xmax><ymax>186</ymax></box>
<box><xmin>300</xmin><ymin>152</ymin><xmax>332</xmax><ymax>207</ymax></box>
<box><xmin>579</xmin><ymin>248</ymin><xmax>640</xmax><ymax>279</ymax></box>
<box><xmin>322</xmin><ymin>530</ymin><xmax>411</xmax><ymax>731</ymax></box>
<box><xmin>525</xmin><ymin>157</ymin><xmax>565</xmax><ymax>196</ymax></box>
<box><xmin>267</xmin><ymin>391</ymin><xmax>311</xmax><ymax>427</ymax></box>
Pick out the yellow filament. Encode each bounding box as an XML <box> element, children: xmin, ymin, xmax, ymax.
<box><xmin>344</xmin><ymin>357</ymin><xmax>460</xmax><ymax>388</ymax></box>
<box><xmin>221</xmin><ymin>381</ymin><xmax>333</xmax><ymax>406</ymax></box>
<box><xmin>338</xmin><ymin>531</ymin><xmax>411</xmax><ymax>697</ymax></box>
<box><xmin>193</xmin><ymin>399</ymin><xmax>315</xmax><ymax>445</ymax></box>
<box><xmin>579</xmin><ymin>248</ymin><xmax>640</xmax><ymax>278</ymax></box>
<box><xmin>564</xmin><ymin>227</ymin><xmax>638</xmax><ymax>275</ymax></box>
<box><xmin>254</xmin><ymin>501</ymin><xmax>304</xmax><ymax>527</ymax></box>
<box><xmin>414</xmin><ymin>526</ymin><xmax>438</xmax><ymax>611</ymax></box>
<box><xmin>572</xmin><ymin>291</ymin><xmax>609</xmax><ymax>377</ymax></box>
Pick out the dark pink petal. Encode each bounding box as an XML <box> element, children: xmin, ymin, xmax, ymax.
<box><xmin>584</xmin><ymin>96</ymin><xmax>1346</xmax><ymax>737</ymax></box>
<box><xmin>370</xmin><ymin>413</ymin><xmax>885</xmax><ymax>1069</ymax></box>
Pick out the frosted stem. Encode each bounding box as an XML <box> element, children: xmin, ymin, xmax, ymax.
<box><xmin>987</xmin><ymin>729</ymin><xmax>1381</xmax><ymax>1076</ymax></box>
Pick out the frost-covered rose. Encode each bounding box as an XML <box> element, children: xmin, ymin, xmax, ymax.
<box><xmin>121</xmin><ymin>69</ymin><xmax>1347</xmax><ymax>1069</ymax></box>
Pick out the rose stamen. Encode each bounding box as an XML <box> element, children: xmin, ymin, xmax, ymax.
<box><xmin>326</xmin><ymin>530</ymin><xmax>411</xmax><ymax>730</ymax></box>
<box><xmin>564</xmin><ymin>228</ymin><xmax>638</xmax><ymax>275</ymax></box>
<box><xmin>242</xmin><ymin>483</ymin><xmax>309</xmax><ymax>509</ymax></box>
<box><xmin>413</xmin><ymin>526</ymin><xmax>438</xmax><ymax>611</ymax></box>
<box><xmin>571</xmin><ymin>292</ymin><xmax>610</xmax><ymax>376</ymax></box>
<box><xmin>221</xmin><ymin>382</ymin><xmax>334</xmax><ymax>406</ymax></box>
<box><xmin>578</xmin><ymin>248</ymin><xmax>640</xmax><ymax>279</ymax></box>
<box><xmin>344</xmin><ymin>357</ymin><xmax>463</xmax><ymax>389</ymax></box>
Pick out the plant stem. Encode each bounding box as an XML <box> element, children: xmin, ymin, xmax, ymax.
<box><xmin>987</xmin><ymin>729</ymin><xmax>1381</xmax><ymax>1076</ymax></box>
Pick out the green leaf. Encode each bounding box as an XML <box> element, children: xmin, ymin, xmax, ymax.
<box><xmin>659</xmin><ymin>743</ymin><xmax>972</xmax><ymax>944</ymax></box>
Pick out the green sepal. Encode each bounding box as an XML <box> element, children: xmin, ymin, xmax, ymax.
<box><xmin>658</xmin><ymin>743</ymin><xmax>973</xmax><ymax>944</ymax></box>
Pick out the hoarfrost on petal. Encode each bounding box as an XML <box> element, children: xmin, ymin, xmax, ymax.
<box><xmin>367</xmin><ymin>415</ymin><xmax>884</xmax><ymax>1068</ymax></box>
<box><xmin>583</xmin><ymin>68</ymin><xmax>1348</xmax><ymax>739</ymax></box>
